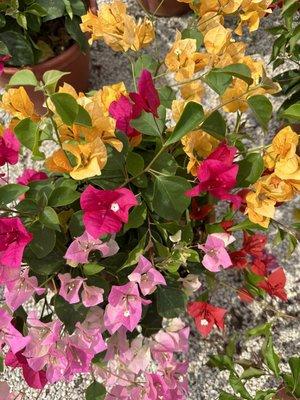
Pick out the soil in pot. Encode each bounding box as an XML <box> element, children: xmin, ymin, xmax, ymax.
<box><xmin>139</xmin><ymin>0</ymin><xmax>190</xmax><ymax>17</ymax></box>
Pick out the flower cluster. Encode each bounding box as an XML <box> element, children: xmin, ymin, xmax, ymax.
<box><xmin>0</xmin><ymin>0</ymin><xmax>298</xmax><ymax>399</ymax></box>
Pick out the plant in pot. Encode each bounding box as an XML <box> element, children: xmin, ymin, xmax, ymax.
<box><xmin>0</xmin><ymin>0</ymin><xmax>299</xmax><ymax>399</ymax></box>
<box><xmin>138</xmin><ymin>0</ymin><xmax>190</xmax><ymax>17</ymax></box>
<box><xmin>0</xmin><ymin>0</ymin><xmax>97</xmax><ymax>111</ymax></box>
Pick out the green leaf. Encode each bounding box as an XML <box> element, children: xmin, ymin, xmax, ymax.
<box><xmin>50</xmin><ymin>93</ymin><xmax>79</xmax><ymax>126</ymax></box>
<box><xmin>151</xmin><ymin>152</ymin><xmax>178</xmax><ymax>175</ymax></box>
<box><xmin>237</xmin><ymin>153</ymin><xmax>264</xmax><ymax>187</ymax></box>
<box><xmin>83</xmin><ymin>263</ymin><xmax>105</xmax><ymax>276</ymax></box>
<box><xmin>14</xmin><ymin>118</ymin><xmax>41</xmax><ymax>156</ymax></box>
<box><xmin>246</xmin><ymin>322</ymin><xmax>272</xmax><ymax>337</ymax></box>
<box><xmin>166</xmin><ymin>102</ymin><xmax>204</xmax><ymax>145</ymax></box>
<box><xmin>85</xmin><ymin>381</ymin><xmax>106</xmax><ymax>400</ymax></box>
<box><xmin>0</xmin><ymin>184</ymin><xmax>29</xmax><ymax>205</ymax></box>
<box><xmin>140</xmin><ymin>300</ymin><xmax>163</xmax><ymax>337</ymax></box>
<box><xmin>36</xmin><ymin>0</ymin><xmax>65</xmax><ymax>20</ymax></box>
<box><xmin>201</xmin><ymin>110</ymin><xmax>227</xmax><ymax>139</ymax></box>
<box><xmin>0</xmin><ymin>31</ymin><xmax>34</xmax><ymax>67</ymax></box>
<box><xmin>120</xmin><ymin>234</ymin><xmax>147</xmax><ymax>270</ymax></box>
<box><xmin>247</xmin><ymin>95</ymin><xmax>273</xmax><ymax>130</ymax></box>
<box><xmin>43</xmin><ymin>70</ymin><xmax>70</xmax><ymax>94</ymax></box>
<box><xmin>229</xmin><ymin>373</ymin><xmax>252</xmax><ymax>400</ymax></box>
<box><xmin>65</xmin><ymin>15</ymin><xmax>89</xmax><ymax>52</ymax></box>
<box><xmin>203</xmin><ymin>70</ymin><xmax>232</xmax><ymax>95</ymax></box>
<box><xmin>124</xmin><ymin>203</ymin><xmax>147</xmax><ymax>233</ymax></box>
<box><xmin>182</xmin><ymin>28</ymin><xmax>203</xmax><ymax>50</ymax></box>
<box><xmin>262</xmin><ymin>335</ymin><xmax>280</xmax><ymax>378</ymax></box>
<box><xmin>74</xmin><ymin>105</ymin><xmax>92</xmax><ymax>127</ymax></box>
<box><xmin>156</xmin><ymin>286</ymin><xmax>187</xmax><ymax>318</ymax></box>
<box><xmin>134</xmin><ymin>54</ymin><xmax>159</xmax><ymax>78</ymax></box>
<box><xmin>8</xmin><ymin>70</ymin><xmax>38</xmax><ymax>86</ymax></box>
<box><xmin>219</xmin><ymin>391</ymin><xmax>240</xmax><ymax>400</ymax></box>
<box><xmin>152</xmin><ymin>176</ymin><xmax>191</xmax><ymax>220</ymax></box>
<box><xmin>29</xmin><ymin>225</ymin><xmax>56</xmax><ymax>258</ymax></box>
<box><xmin>220</xmin><ymin>63</ymin><xmax>253</xmax><ymax>85</ymax></box>
<box><xmin>48</xmin><ymin>187</ymin><xmax>80</xmax><ymax>207</ymax></box>
<box><xmin>158</xmin><ymin>86</ymin><xmax>176</xmax><ymax>109</ymax></box>
<box><xmin>281</xmin><ymin>0</ymin><xmax>300</xmax><ymax>16</ymax></box>
<box><xmin>25</xmin><ymin>246</ymin><xmax>65</xmax><ymax>276</ymax></box>
<box><xmin>130</xmin><ymin>106</ymin><xmax>166</xmax><ymax>137</ymax></box>
<box><xmin>282</xmin><ymin>103</ymin><xmax>300</xmax><ymax>121</ymax></box>
<box><xmin>241</xmin><ymin>367</ymin><xmax>266</xmax><ymax>380</ymax></box>
<box><xmin>208</xmin><ymin>355</ymin><xmax>234</xmax><ymax>371</ymax></box>
<box><xmin>54</xmin><ymin>295</ymin><xmax>88</xmax><ymax>334</ymax></box>
<box><xmin>126</xmin><ymin>152</ymin><xmax>145</xmax><ymax>176</ymax></box>
<box><xmin>288</xmin><ymin>356</ymin><xmax>300</xmax><ymax>393</ymax></box>
<box><xmin>39</xmin><ymin>206</ymin><xmax>60</xmax><ymax>230</ymax></box>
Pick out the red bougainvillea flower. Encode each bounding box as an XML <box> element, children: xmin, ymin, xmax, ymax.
<box><xmin>0</xmin><ymin>129</ymin><xmax>20</xmax><ymax>167</ymax></box>
<box><xmin>5</xmin><ymin>350</ymin><xmax>47</xmax><ymax>389</ymax></box>
<box><xmin>186</xmin><ymin>143</ymin><xmax>241</xmax><ymax>209</ymax></box>
<box><xmin>251</xmin><ymin>259</ymin><xmax>267</xmax><ymax>276</ymax></box>
<box><xmin>81</xmin><ymin>185</ymin><xmax>138</xmax><ymax>238</ymax></box>
<box><xmin>129</xmin><ymin>69</ymin><xmax>160</xmax><ymax>117</ymax></box>
<box><xmin>238</xmin><ymin>288</ymin><xmax>254</xmax><ymax>303</ymax></box>
<box><xmin>243</xmin><ymin>232</ymin><xmax>267</xmax><ymax>257</ymax></box>
<box><xmin>187</xmin><ymin>301</ymin><xmax>227</xmax><ymax>337</ymax></box>
<box><xmin>230</xmin><ymin>250</ymin><xmax>248</xmax><ymax>269</ymax></box>
<box><xmin>190</xmin><ymin>199</ymin><xmax>214</xmax><ymax>221</ymax></box>
<box><xmin>17</xmin><ymin>169</ymin><xmax>48</xmax><ymax>186</ymax></box>
<box><xmin>0</xmin><ymin>217</ymin><xmax>32</xmax><ymax>268</ymax></box>
<box><xmin>258</xmin><ymin>267</ymin><xmax>287</xmax><ymax>301</ymax></box>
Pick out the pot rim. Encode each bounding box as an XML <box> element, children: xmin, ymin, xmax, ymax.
<box><xmin>3</xmin><ymin>42</ymin><xmax>89</xmax><ymax>76</ymax></box>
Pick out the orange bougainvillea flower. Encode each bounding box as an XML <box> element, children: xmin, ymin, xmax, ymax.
<box><xmin>45</xmin><ymin>149</ymin><xmax>73</xmax><ymax>175</ymax></box>
<box><xmin>0</xmin><ymin>87</ymin><xmax>39</xmax><ymax>121</ymax></box>
<box><xmin>204</xmin><ymin>24</ymin><xmax>232</xmax><ymax>56</ymax></box>
<box><xmin>245</xmin><ymin>183</ymin><xmax>276</xmax><ymax>228</ymax></box>
<box><xmin>236</xmin><ymin>0</ymin><xmax>272</xmax><ymax>35</ymax></box>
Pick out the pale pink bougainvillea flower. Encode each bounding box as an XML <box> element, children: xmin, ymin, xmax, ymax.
<box><xmin>64</xmin><ymin>231</ymin><xmax>119</xmax><ymax>267</ymax></box>
<box><xmin>0</xmin><ymin>129</ymin><xmax>20</xmax><ymax>166</ymax></box>
<box><xmin>199</xmin><ymin>233</ymin><xmax>235</xmax><ymax>272</ymax></box>
<box><xmin>0</xmin><ymin>309</ymin><xmax>30</xmax><ymax>353</ymax></box>
<box><xmin>128</xmin><ymin>255</ymin><xmax>166</xmax><ymax>296</ymax></box>
<box><xmin>81</xmin><ymin>283</ymin><xmax>104</xmax><ymax>307</ymax></box>
<box><xmin>186</xmin><ymin>142</ymin><xmax>241</xmax><ymax>209</ymax></box>
<box><xmin>5</xmin><ymin>269</ymin><xmax>45</xmax><ymax>311</ymax></box>
<box><xmin>17</xmin><ymin>168</ymin><xmax>48</xmax><ymax>186</ymax></box>
<box><xmin>80</xmin><ymin>185</ymin><xmax>138</xmax><ymax>238</ymax></box>
<box><xmin>0</xmin><ymin>217</ymin><xmax>32</xmax><ymax>268</ymax></box>
<box><xmin>58</xmin><ymin>273</ymin><xmax>85</xmax><ymax>304</ymax></box>
<box><xmin>104</xmin><ymin>281</ymin><xmax>151</xmax><ymax>334</ymax></box>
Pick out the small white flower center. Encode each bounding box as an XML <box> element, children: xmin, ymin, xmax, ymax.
<box><xmin>200</xmin><ymin>319</ymin><xmax>209</xmax><ymax>326</ymax></box>
<box><xmin>123</xmin><ymin>310</ymin><xmax>130</xmax><ymax>317</ymax></box>
<box><xmin>110</xmin><ymin>202</ymin><xmax>120</xmax><ymax>212</ymax></box>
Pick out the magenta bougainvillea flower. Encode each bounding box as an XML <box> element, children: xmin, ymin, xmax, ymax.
<box><xmin>5</xmin><ymin>269</ymin><xmax>45</xmax><ymax>311</ymax></box>
<box><xmin>128</xmin><ymin>255</ymin><xmax>166</xmax><ymax>296</ymax></box>
<box><xmin>0</xmin><ymin>309</ymin><xmax>30</xmax><ymax>354</ymax></box>
<box><xmin>104</xmin><ymin>282</ymin><xmax>151</xmax><ymax>333</ymax></box>
<box><xmin>0</xmin><ymin>217</ymin><xmax>32</xmax><ymax>268</ymax></box>
<box><xmin>0</xmin><ymin>54</ymin><xmax>10</xmax><ymax>76</ymax></box>
<box><xmin>58</xmin><ymin>273</ymin><xmax>85</xmax><ymax>304</ymax></box>
<box><xmin>109</xmin><ymin>69</ymin><xmax>160</xmax><ymax>138</ymax></box>
<box><xmin>186</xmin><ymin>143</ymin><xmax>241</xmax><ymax>208</ymax></box>
<box><xmin>17</xmin><ymin>169</ymin><xmax>48</xmax><ymax>186</ymax></box>
<box><xmin>5</xmin><ymin>350</ymin><xmax>47</xmax><ymax>389</ymax></box>
<box><xmin>80</xmin><ymin>185</ymin><xmax>138</xmax><ymax>238</ymax></box>
<box><xmin>64</xmin><ymin>231</ymin><xmax>119</xmax><ymax>267</ymax></box>
<box><xmin>187</xmin><ymin>301</ymin><xmax>227</xmax><ymax>337</ymax></box>
<box><xmin>0</xmin><ymin>129</ymin><xmax>20</xmax><ymax>167</ymax></box>
<box><xmin>199</xmin><ymin>233</ymin><xmax>235</xmax><ymax>272</ymax></box>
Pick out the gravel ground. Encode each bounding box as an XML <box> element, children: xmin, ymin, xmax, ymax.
<box><xmin>0</xmin><ymin>1</ymin><xmax>299</xmax><ymax>399</ymax></box>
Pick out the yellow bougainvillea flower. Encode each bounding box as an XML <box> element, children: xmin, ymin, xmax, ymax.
<box><xmin>258</xmin><ymin>174</ymin><xmax>295</xmax><ymax>203</ymax></box>
<box><xmin>182</xmin><ymin>130</ymin><xmax>219</xmax><ymax>175</ymax></box>
<box><xmin>245</xmin><ymin>185</ymin><xmax>276</xmax><ymax>228</ymax></box>
<box><xmin>63</xmin><ymin>138</ymin><xmax>108</xmax><ymax>180</ymax></box>
<box><xmin>213</xmin><ymin>42</ymin><xmax>246</xmax><ymax>68</ymax></box>
<box><xmin>204</xmin><ymin>25</ymin><xmax>232</xmax><ymax>55</ymax></box>
<box><xmin>220</xmin><ymin>0</ymin><xmax>244</xmax><ymax>14</ymax></box>
<box><xmin>80</xmin><ymin>0</ymin><xmax>154</xmax><ymax>52</ymax></box>
<box><xmin>275</xmin><ymin>156</ymin><xmax>300</xmax><ymax>182</ymax></box>
<box><xmin>171</xmin><ymin>99</ymin><xmax>186</xmax><ymax>124</ymax></box>
<box><xmin>264</xmin><ymin>126</ymin><xmax>299</xmax><ymax>171</ymax></box>
<box><xmin>165</xmin><ymin>33</ymin><xmax>199</xmax><ymax>81</ymax></box>
<box><xmin>180</xmin><ymin>81</ymin><xmax>205</xmax><ymax>102</ymax></box>
<box><xmin>221</xmin><ymin>79</ymin><xmax>249</xmax><ymax>113</ymax></box>
<box><xmin>236</xmin><ymin>0</ymin><xmax>272</xmax><ymax>35</ymax></box>
<box><xmin>45</xmin><ymin>149</ymin><xmax>73</xmax><ymax>175</ymax></box>
<box><xmin>198</xmin><ymin>12</ymin><xmax>224</xmax><ymax>34</ymax></box>
<box><xmin>94</xmin><ymin>82</ymin><xmax>127</xmax><ymax>116</ymax></box>
<box><xmin>0</xmin><ymin>87</ymin><xmax>39</xmax><ymax>121</ymax></box>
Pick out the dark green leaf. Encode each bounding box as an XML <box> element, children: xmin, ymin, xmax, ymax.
<box><xmin>229</xmin><ymin>373</ymin><xmax>252</xmax><ymax>400</ymax></box>
<box><xmin>247</xmin><ymin>95</ymin><xmax>273</xmax><ymax>130</ymax></box>
<box><xmin>220</xmin><ymin>63</ymin><xmax>253</xmax><ymax>85</ymax></box>
<box><xmin>65</xmin><ymin>16</ymin><xmax>89</xmax><ymax>52</ymax></box>
<box><xmin>29</xmin><ymin>225</ymin><xmax>56</xmax><ymax>258</ymax></box>
<box><xmin>219</xmin><ymin>391</ymin><xmax>240</xmax><ymax>400</ymax></box>
<box><xmin>36</xmin><ymin>0</ymin><xmax>65</xmax><ymax>20</ymax></box>
<box><xmin>124</xmin><ymin>203</ymin><xmax>147</xmax><ymax>232</ymax></box>
<box><xmin>208</xmin><ymin>355</ymin><xmax>234</xmax><ymax>371</ymax></box>
<box><xmin>166</xmin><ymin>102</ymin><xmax>204</xmax><ymax>145</ymax></box>
<box><xmin>130</xmin><ymin>106</ymin><xmax>166</xmax><ymax>137</ymax></box>
<box><xmin>120</xmin><ymin>234</ymin><xmax>147</xmax><ymax>270</ymax></box>
<box><xmin>0</xmin><ymin>184</ymin><xmax>29</xmax><ymax>204</ymax></box>
<box><xmin>158</xmin><ymin>86</ymin><xmax>176</xmax><ymax>108</ymax></box>
<box><xmin>39</xmin><ymin>206</ymin><xmax>60</xmax><ymax>230</ymax></box>
<box><xmin>0</xmin><ymin>31</ymin><xmax>34</xmax><ymax>67</ymax></box>
<box><xmin>182</xmin><ymin>28</ymin><xmax>203</xmax><ymax>50</ymax></box>
<box><xmin>156</xmin><ymin>286</ymin><xmax>187</xmax><ymax>318</ymax></box>
<box><xmin>54</xmin><ymin>295</ymin><xmax>88</xmax><ymax>334</ymax></box>
<box><xmin>134</xmin><ymin>54</ymin><xmax>159</xmax><ymax>77</ymax></box>
<box><xmin>282</xmin><ymin>103</ymin><xmax>300</xmax><ymax>121</ymax></box>
<box><xmin>204</xmin><ymin>70</ymin><xmax>232</xmax><ymax>95</ymax></box>
<box><xmin>25</xmin><ymin>246</ymin><xmax>65</xmax><ymax>276</ymax></box>
<box><xmin>85</xmin><ymin>381</ymin><xmax>106</xmax><ymax>400</ymax></box>
<box><xmin>237</xmin><ymin>153</ymin><xmax>264</xmax><ymax>187</ymax></box>
<box><xmin>201</xmin><ymin>110</ymin><xmax>227</xmax><ymax>139</ymax></box>
<box><xmin>246</xmin><ymin>322</ymin><xmax>272</xmax><ymax>337</ymax></box>
<box><xmin>14</xmin><ymin>118</ymin><xmax>41</xmax><ymax>156</ymax></box>
<box><xmin>126</xmin><ymin>152</ymin><xmax>145</xmax><ymax>176</ymax></box>
<box><xmin>262</xmin><ymin>335</ymin><xmax>280</xmax><ymax>378</ymax></box>
<box><xmin>241</xmin><ymin>367</ymin><xmax>266</xmax><ymax>380</ymax></box>
<box><xmin>151</xmin><ymin>152</ymin><xmax>178</xmax><ymax>175</ymax></box>
<box><xmin>50</xmin><ymin>93</ymin><xmax>79</xmax><ymax>126</ymax></box>
<box><xmin>83</xmin><ymin>263</ymin><xmax>105</xmax><ymax>276</ymax></box>
<box><xmin>288</xmin><ymin>356</ymin><xmax>300</xmax><ymax>394</ymax></box>
<box><xmin>48</xmin><ymin>187</ymin><xmax>80</xmax><ymax>207</ymax></box>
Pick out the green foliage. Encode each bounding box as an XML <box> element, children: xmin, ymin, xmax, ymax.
<box><xmin>237</xmin><ymin>153</ymin><xmax>264</xmax><ymax>187</ymax></box>
<box><xmin>156</xmin><ymin>285</ymin><xmax>187</xmax><ymax>318</ymax></box>
<box><xmin>247</xmin><ymin>95</ymin><xmax>273</xmax><ymax>131</ymax></box>
<box><xmin>85</xmin><ymin>382</ymin><xmax>106</xmax><ymax>400</ymax></box>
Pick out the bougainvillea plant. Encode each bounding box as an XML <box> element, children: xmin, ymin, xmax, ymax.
<box><xmin>0</xmin><ymin>0</ymin><xmax>299</xmax><ymax>399</ymax></box>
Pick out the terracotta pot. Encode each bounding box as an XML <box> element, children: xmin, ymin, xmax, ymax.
<box><xmin>0</xmin><ymin>0</ymin><xmax>97</xmax><ymax>114</ymax></box>
<box><xmin>276</xmin><ymin>388</ymin><xmax>295</xmax><ymax>400</ymax></box>
<box><xmin>139</xmin><ymin>0</ymin><xmax>190</xmax><ymax>17</ymax></box>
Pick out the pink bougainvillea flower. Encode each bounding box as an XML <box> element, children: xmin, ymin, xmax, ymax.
<box><xmin>128</xmin><ymin>255</ymin><xmax>166</xmax><ymax>296</ymax></box>
<box><xmin>58</xmin><ymin>273</ymin><xmax>84</xmax><ymax>304</ymax></box>
<box><xmin>17</xmin><ymin>168</ymin><xmax>48</xmax><ymax>186</ymax></box>
<box><xmin>81</xmin><ymin>283</ymin><xmax>104</xmax><ymax>307</ymax></box>
<box><xmin>64</xmin><ymin>231</ymin><xmax>119</xmax><ymax>267</ymax></box>
<box><xmin>81</xmin><ymin>185</ymin><xmax>138</xmax><ymax>238</ymax></box>
<box><xmin>0</xmin><ymin>217</ymin><xmax>32</xmax><ymax>268</ymax></box>
<box><xmin>154</xmin><ymin>321</ymin><xmax>190</xmax><ymax>353</ymax></box>
<box><xmin>109</xmin><ymin>94</ymin><xmax>142</xmax><ymax>138</ymax></box>
<box><xmin>186</xmin><ymin>143</ymin><xmax>241</xmax><ymax>209</ymax></box>
<box><xmin>258</xmin><ymin>267</ymin><xmax>287</xmax><ymax>301</ymax></box>
<box><xmin>5</xmin><ymin>350</ymin><xmax>47</xmax><ymax>389</ymax></box>
<box><xmin>0</xmin><ymin>129</ymin><xmax>20</xmax><ymax>166</ymax></box>
<box><xmin>0</xmin><ymin>381</ymin><xmax>18</xmax><ymax>400</ymax></box>
<box><xmin>199</xmin><ymin>233</ymin><xmax>235</xmax><ymax>272</ymax></box>
<box><xmin>104</xmin><ymin>282</ymin><xmax>151</xmax><ymax>334</ymax></box>
<box><xmin>187</xmin><ymin>301</ymin><xmax>227</xmax><ymax>337</ymax></box>
<box><xmin>0</xmin><ymin>265</ymin><xmax>20</xmax><ymax>286</ymax></box>
<box><xmin>5</xmin><ymin>269</ymin><xmax>45</xmax><ymax>311</ymax></box>
<box><xmin>129</xmin><ymin>69</ymin><xmax>160</xmax><ymax>117</ymax></box>
<box><xmin>0</xmin><ymin>54</ymin><xmax>10</xmax><ymax>76</ymax></box>
<box><xmin>0</xmin><ymin>309</ymin><xmax>30</xmax><ymax>353</ymax></box>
